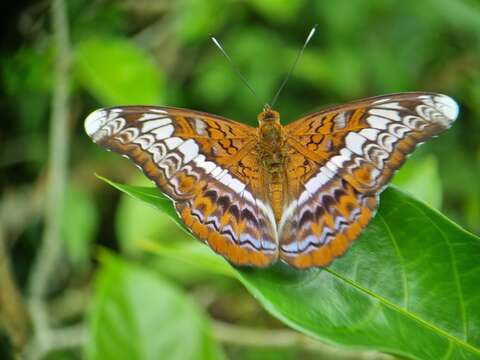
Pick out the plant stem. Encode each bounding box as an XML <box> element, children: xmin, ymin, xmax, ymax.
<box><xmin>27</xmin><ymin>0</ymin><xmax>71</xmax><ymax>355</ymax></box>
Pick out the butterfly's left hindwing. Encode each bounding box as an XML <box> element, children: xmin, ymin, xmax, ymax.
<box><xmin>85</xmin><ymin>106</ymin><xmax>278</xmax><ymax>267</ymax></box>
<box><xmin>280</xmin><ymin>93</ymin><xmax>458</xmax><ymax>268</ymax></box>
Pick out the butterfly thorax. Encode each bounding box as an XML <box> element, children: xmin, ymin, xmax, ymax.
<box><xmin>257</xmin><ymin>109</ymin><xmax>283</xmax><ymax>151</ymax></box>
<box><xmin>257</xmin><ymin>109</ymin><xmax>287</xmax><ymax>221</ymax></box>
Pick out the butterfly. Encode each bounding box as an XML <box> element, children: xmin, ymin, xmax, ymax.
<box><xmin>85</xmin><ymin>92</ymin><xmax>458</xmax><ymax>268</ymax></box>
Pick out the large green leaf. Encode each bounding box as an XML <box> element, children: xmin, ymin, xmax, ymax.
<box><xmin>115</xmin><ymin>175</ymin><xmax>187</xmax><ymax>255</ymax></box>
<box><xmin>86</xmin><ymin>252</ymin><xmax>225</xmax><ymax>360</ymax></box>
<box><xmin>98</xmin><ymin>176</ymin><xmax>480</xmax><ymax>359</ymax></box>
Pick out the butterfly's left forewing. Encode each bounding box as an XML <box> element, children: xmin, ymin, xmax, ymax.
<box><xmin>85</xmin><ymin>106</ymin><xmax>278</xmax><ymax>267</ymax></box>
<box><xmin>280</xmin><ymin>93</ymin><xmax>458</xmax><ymax>268</ymax></box>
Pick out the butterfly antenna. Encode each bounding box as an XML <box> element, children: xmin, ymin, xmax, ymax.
<box><xmin>270</xmin><ymin>25</ymin><xmax>318</xmax><ymax>109</ymax></box>
<box><xmin>210</xmin><ymin>35</ymin><xmax>264</xmax><ymax>108</ymax></box>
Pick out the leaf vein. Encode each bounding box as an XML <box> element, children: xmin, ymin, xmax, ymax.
<box><xmin>401</xmin><ymin>197</ymin><xmax>468</xmax><ymax>342</ymax></box>
<box><xmin>324</xmin><ymin>268</ymin><xmax>478</xmax><ymax>354</ymax></box>
<box><xmin>377</xmin><ymin>213</ymin><xmax>409</xmax><ymax>309</ymax></box>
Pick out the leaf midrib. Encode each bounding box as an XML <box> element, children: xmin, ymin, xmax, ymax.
<box><xmin>377</xmin><ymin>213</ymin><xmax>409</xmax><ymax>309</ymax></box>
<box><xmin>401</xmin><ymin>196</ymin><xmax>468</xmax><ymax>342</ymax></box>
<box><xmin>324</xmin><ymin>267</ymin><xmax>478</xmax><ymax>354</ymax></box>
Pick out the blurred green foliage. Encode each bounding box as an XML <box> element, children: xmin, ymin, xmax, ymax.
<box><xmin>75</xmin><ymin>37</ymin><xmax>165</xmax><ymax>104</ymax></box>
<box><xmin>1</xmin><ymin>0</ymin><xmax>480</xmax><ymax>359</ymax></box>
<box><xmin>87</xmin><ymin>252</ymin><xmax>224</xmax><ymax>360</ymax></box>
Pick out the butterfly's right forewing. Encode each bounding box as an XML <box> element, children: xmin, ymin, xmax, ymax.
<box><xmin>85</xmin><ymin>106</ymin><xmax>278</xmax><ymax>267</ymax></box>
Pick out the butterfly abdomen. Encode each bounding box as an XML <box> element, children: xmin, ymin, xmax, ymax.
<box><xmin>269</xmin><ymin>182</ymin><xmax>284</xmax><ymax>222</ymax></box>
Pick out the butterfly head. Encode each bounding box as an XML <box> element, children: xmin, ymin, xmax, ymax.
<box><xmin>258</xmin><ymin>106</ymin><xmax>280</xmax><ymax>125</ymax></box>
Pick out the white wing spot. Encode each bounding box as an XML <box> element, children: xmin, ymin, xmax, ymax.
<box><xmin>193</xmin><ymin>155</ymin><xmax>216</xmax><ymax>174</ymax></box>
<box><xmin>151</xmin><ymin>124</ymin><xmax>175</xmax><ymax>140</ymax></box>
<box><xmin>149</xmin><ymin>108</ymin><xmax>168</xmax><ymax>114</ymax></box>
<box><xmin>433</xmin><ymin>95</ymin><xmax>459</xmax><ymax>121</ymax></box>
<box><xmin>177</xmin><ymin>139</ymin><xmax>199</xmax><ymax>164</ymax></box>
<box><xmin>134</xmin><ymin>134</ymin><xmax>155</xmax><ymax>149</ymax></box>
<box><xmin>388</xmin><ymin>123</ymin><xmax>410</xmax><ymax>137</ymax></box>
<box><xmin>298</xmin><ymin>191</ymin><xmax>310</xmax><ymax>205</ymax></box>
<box><xmin>304</xmin><ymin>168</ymin><xmax>332</xmax><ymax>194</ymax></box>
<box><xmin>242</xmin><ymin>190</ymin><xmax>255</xmax><ymax>205</ymax></box>
<box><xmin>367</xmin><ymin>115</ymin><xmax>391</xmax><ymax>129</ymax></box>
<box><xmin>345</xmin><ymin>132</ymin><xmax>367</xmax><ymax>155</ymax></box>
<box><xmin>118</xmin><ymin>127</ymin><xmax>139</xmax><ymax>142</ymax></box>
<box><xmin>372</xmin><ymin>98</ymin><xmax>391</xmax><ymax>104</ymax></box>
<box><xmin>376</xmin><ymin>102</ymin><xmax>404</xmax><ymax>110</ymax></box>
<box><xmin>359</xmin><ymin>128</ymin><xmax>380</xmax><ymax>141</ymax></box>
<box><xmin>210</xmin><ymin>167</ymin><xmax>222</xmax><ymax>177</ymax></box>
<box><xmin>214</xmin><ymin>169</ymin><xmax>229</xmax><ymax>180</ymax></box>
<box><xmin>377</xmin><ymin>132</ymin><xmax>397</xmax><ymax>151</ymax></box>
<box><xmin>369</xmin><ymin>108</ymin><xmax>401</xmax><ymax>121</ymax></box>
<box><xmin>229</xmin><ymin>178</ymin><xmax>246</xmax><ymax>193</ymax></box>
<box><xmin>333</xmin><ymin>112</ymin><xmax>347</xmax><ymax>130</ymax></box>
<box><xmin>84</xmin><ymin>109</ymin><xmax>107</xmax><ymax>137</ymax></box>
<box><xmin>219</xmin><ymin>173</ymin><xmax>233</xmax><ymax>187</ymax></box>
<box><xmin>165</xmin><ymin>137</ymin><xmax>183</xmax><ymax>150</ymax></box>
<box><xmin>194</xmin><ymin>118</ymin><xmax>208</xmax><ymax>135</ymax></box>
<box><xmin>148</xmin><ymin>143</ymin><xmax>167</xmax><ymax>163</ymax></box>
<box><xmin>142</xmin><ymin>118</ymin><xmax>172</xmax><ymax>132</ymax></box>
<box><xmin>139</xmin><ymin>113</ymin><xmax>166</xmax><ymax>121</ymax></box>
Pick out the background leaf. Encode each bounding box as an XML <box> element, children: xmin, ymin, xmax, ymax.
<box><xmin>246</xmin><ymin>0</ymin><xmax>306</xmax><ymax>23</ymax></box>
<box><xmin>75</xmin><ymin>37</ymin><xmax>164</xmax><ymax>105</ymax></box>
<box><xmin>115</xmin><ymin>175</ymin><xmax>187</xmax><ymax>255</ymax></box>
<box><xmin>86</xmin><ymin>251</ymin><xmax>225</xmax><ymax>360</ymax></box>
<box><xmin>392</xmin><ymin>154</ymin><xmax>443</xmax><ymax>209</ymax></box>
<box><xmin>62</xmin><ymin>182</ymin><xmax>99</xmax><ymax>268</ymax></box>
<box><xmin>100</xmin><ymin>177</ymin><xmax>480</xmax><ymax>360</ymax></box>
<box><xmin>4</xmin><ymin>1</ymin><xmax>480</xmax><ymax>358</ymax></box>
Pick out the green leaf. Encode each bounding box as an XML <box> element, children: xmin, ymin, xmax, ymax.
<box><xmin>98</xmin><ymin>176</ymin><xmax>480</xmax><ymax>359</ymax></box>
<box><xmin>392</xmin><ymin>154</ymin><xmax>443</xmax><ymax>209</ymax></box>
<box><xmin>62</xmin><ymin>183</ymin><xmax>99</xmax><ymax>268</ymax></box>
<box><xmin>75</xmin><ymin>37</ymin><xmax>164</xmax><ymax>105</ymax></box>
<box><xmin>2</xmin><ymin>47</ymin><xmax>53</xmax><ymax>95</ymax></box>
<box><xmin>2</xmin><ymin>47</ymin><xmax>52</xmax><ymax>131</ymax></box>
<box><xmin>96</xmin><ymin>174</ymin><xmax>178</xmax><ymax>222</ymax></box>
<box><xmin>175</xmin><ymin>0</ymin><xmax>234</xmax><ymax>43</ymax></box>
<box><xmin>246</xmin><ymin>0</ymin><xmax>305</xmax><ymax>23</ymax></box>
<box><xmin>115</xmin><ymin>175</ymin><xmax>188</xmax><ymax>254</ymax></box>
<box><xmin>86</xmin><ymin>252</ymin><xmax>225</xmax><ymax>360</ymax></box>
